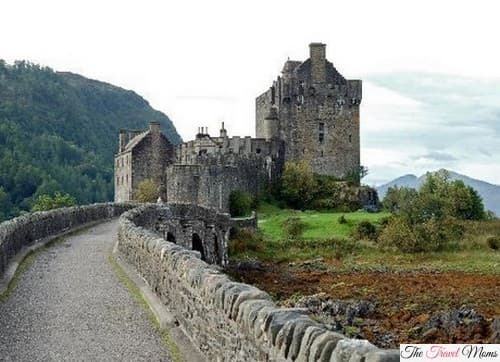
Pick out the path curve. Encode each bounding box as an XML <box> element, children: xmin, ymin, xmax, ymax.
<box><xmin>0</xmin><ymin>219</ymin><xmax>172</xmax><ymax>361</ymax></box>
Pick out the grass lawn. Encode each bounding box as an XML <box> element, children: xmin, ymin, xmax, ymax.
<box><xmin>257</xmin><ymin>202</ymin><xmax>389</xmax><ymax>240</ymax></box>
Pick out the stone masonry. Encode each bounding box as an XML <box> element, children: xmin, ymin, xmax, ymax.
<box><xmin>117</xmin><ymin>204</ymin><xmax>399</xmax><ymax>361</ymax></box>
<box><xmin>256</xmin><ymin>43</ymin><xmax>361</xmax><ymax>178</ymax></box>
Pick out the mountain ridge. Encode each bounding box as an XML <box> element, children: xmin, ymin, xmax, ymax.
<box><xmin>0</xmin><ymin>60</ymin><xmax>181</xmax><ymax>220</ymax></box>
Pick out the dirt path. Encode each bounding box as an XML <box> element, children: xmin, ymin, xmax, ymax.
<box><xmin>0</xmin><ymin>220</ymin><xmax>172</xmax><ymax>361</ymax></box>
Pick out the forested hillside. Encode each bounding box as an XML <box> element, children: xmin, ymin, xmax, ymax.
<box><xmin>0</xmin><ymin>60</ymin><xmax>181</xmax><ymax>220</ymax></box>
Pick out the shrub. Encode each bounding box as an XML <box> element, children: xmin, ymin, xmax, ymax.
<box><xmin>228</xmin><ymin>227</ymin><xmax>263</xmax><ymax>255</ymax></box>
<box><xmin>136</xmin><ymin>179</ymin><xmax>160</xmax><ymax>203</ymax></box>
<box><xmin>353</xmin><ymin>220</ymin><xmax>377</xmax><ymax>240</ymax></box>
<box><xmin>283</xmin><ymin>217</ymin><xmax>305</xmax><ymax>240</ymax></box>
<box><xmin>378</xmin><ymin>216</ymin><xmax>462</xmax><ymax>253</ymax></box>
<box><xmin>328</xmin><ymin>237</ymin><xmax>357</xmax><ymax>260</ymax></box>
<box><xmin>378</xmin><ymin>216</ymin><xmax>419</xmax><ymax>252</ymax></box>
<box><xmin>229</xmin><ymin>190</ymin><xmax>253</xmax><ymax>217</ymax></box>
<box><xmin>486</xmin><ymin>236</ymin><xmax>500</xmax><ymax>250</ymax></box>
<box><xmin>338</xmin><ymin>215</ymin><xmax>347</xmax><ymax>224</ymax></box>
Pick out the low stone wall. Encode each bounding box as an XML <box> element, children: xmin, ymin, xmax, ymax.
<box><xmin>0</xmin><ymin>203</ymin><xmax>133</xmax><ymax>277</ymax></box>
<box><xmin>118</xmin><ymin>205</ymin><xmax>399</xmax><ymax>362</ymax></box>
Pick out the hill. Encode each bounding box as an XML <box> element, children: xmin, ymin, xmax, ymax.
<box><xmin>0</xmin><ymin>60</ymin><xmax>181</xmax><ymax>220</ymax></box>
<box><xmin>377</xmin><ymin>170</ymin><xmax>500</xmax><ymax>215</ymax></box>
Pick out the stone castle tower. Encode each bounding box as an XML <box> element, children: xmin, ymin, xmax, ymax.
<box><xmin>256</xmin><ymin>43</ymin><xmax>362</xmax><ymax>178</ymax></box>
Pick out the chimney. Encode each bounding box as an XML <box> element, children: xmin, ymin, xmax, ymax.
<box><xmin>149</xmin><ymin>121</ymin><xmax>161</xmax><ymax>133</ymax></box>
<box><xmin>119</xmin><ymin>129</ymin><xmax>127</xmax><ymax>152</ymax></box>
<box><xmin>309</xmin><ymin>42</ymin><xmax>326</xmax><ymax>83</ymax></box>
<box><xmin>220</xmin><ymin>122</ymin><xmax>227</xmax><ymax>138</ymax></box>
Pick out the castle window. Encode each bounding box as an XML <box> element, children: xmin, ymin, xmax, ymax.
<box><xmin>126</xmin><ymin>174</ymin><xmax>128</xmax><ymax>184</ymax></box>
<box><xmin>116</xmin><ymin>177</ymin><xmax>119</xmax><ymax>185</ymax></box>
<box><xmin>318</xmin><ymin>122</ymin><xmax>325</xmax><ymax>144</ymax></box>
<box><xmin>321</xmin><ymin>150</ymin><xmax>324</xmax><ymax>157</ymax></box>
<box><xmin>199</xmin><ymin>149</ymin><xmax>207</xmax><ymax>156</ymax></box>
<box><xmin>121</xmin><ymin>176</ymin><xmax>124</xmax><ymax>185</ymax></box>
<box><xmin>256</xmin><ymin>148</ymin><xmax>261</xmax><ymax>154</ymax></box>
<box><xmin>349</xmin><ymin>134</ymin><xmax>352</xmax><ymax>143</ymax></box>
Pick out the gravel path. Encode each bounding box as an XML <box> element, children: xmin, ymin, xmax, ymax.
<box><xmin>0</xmin><ymin>219</ymin><xmax>172</xmax><ymax>361</ymax></box>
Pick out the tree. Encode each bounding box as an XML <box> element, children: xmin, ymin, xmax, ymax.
<box><xmin>345</xmin><ymin>165</ymin><xmax>369</xmax><ymax>185</ymax></box>
<box><xmin>31</xmin><ymin>192</ymin><xmax>76</xmax><ymax>212</ymax></box>
<box><xmin>379</xmin><ymin>171</ymin><xmax>486</xmax><ymax>252</ymax></box>
<box><xmin>135</xmin><ymin>179</ymin><xmax>160</xmax><ymax>203</ymax></box>
<box><xmin>229</xmin><ymin>190</ymin><xmax>253</xmax><ymax>217</ymax></box>
<box><xmin>280</xmin><ymin>161</ymin><xmax>317</xmax><ymax>209</ymax></box>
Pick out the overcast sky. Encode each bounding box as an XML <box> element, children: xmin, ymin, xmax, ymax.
<box><xmin>2</xmin><ymin>0</ymin><xmax>499</xmax><ymax>185</ymax></box>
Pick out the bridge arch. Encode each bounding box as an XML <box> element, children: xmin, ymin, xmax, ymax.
<box><xmin>192</xmin><ymin>233</ymin><xmax>205</xmax><ymax>261</ymax></box>
<box><xmin>166</xmin><ymin>231</ymin><xmax>176</xmax><ymax>244</ymax></box>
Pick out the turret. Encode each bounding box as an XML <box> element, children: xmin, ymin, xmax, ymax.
<box><xmin>309</xmin><ymin>42</ymin><xmax>326</xmax><ymax>84</ymax></box>
<box><xmin>263</xmin><ymin>107</ymin><xmax>279</xmax><ymax>141</ymax></box>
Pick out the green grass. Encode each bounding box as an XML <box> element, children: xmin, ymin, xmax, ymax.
<box><xmin>108</xmin><ymin>255</ymin><xmax>183</xmax><ymax>362</ymax></box>
<box><xmin>229</xmin><ymin>203</ymin><xmax>500</xmax><ymax>274</ymax></box>
<box><xmin>257</xmin><ymin>202</ymin><xmax>389</xmax><ymax>240</ymax></box>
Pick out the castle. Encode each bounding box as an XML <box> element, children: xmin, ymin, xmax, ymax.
<box><xmin>114</xmin><ymin>43</ymin><xmax>362</xmax><ymax>212</ymax></box>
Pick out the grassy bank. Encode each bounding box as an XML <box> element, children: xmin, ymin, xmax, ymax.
<box><xmin>229</xmin><ymin>203</ymin><xmax>500</xmax><ymax>274</ymax></box>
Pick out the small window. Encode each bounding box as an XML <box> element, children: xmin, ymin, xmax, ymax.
<box><xmin>318</xmin><ymin>122</ymin><xmax>325</xmax><ymax>144</ymax></box>
<box><xmin>256</xmin><ymin>148</ymin><xmax>261</xmax><ymax>154</ymax></box>
<box><xmin>349</xmin><ymin>135</ymin><xmax>352</xmax><ymax>143</ymax></box>
<box><xmin>126</xmin><ymin>174</ymin><xmax>128</xmax><ymax>183</ymax></box>
<box><xmin>321</xmin><ymin>150</ymin><xmax>324</xmax><ymax>157</ymax></box>
<box><xmin>121</xmin><ymin>176</ymin><xmax>124</xmax><ymax>185</ymax></box>
<box><xmin>116</xmin><ymin>177</ymin><xmax>119</xmax><ymax>185</ymax></box>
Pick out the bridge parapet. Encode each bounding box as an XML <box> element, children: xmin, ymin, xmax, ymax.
<box><xmin>0</xmin><ymin>203</ymin><xmax>134</xmax><ymax>280</ymax></box>
<box><xmin>118</xmin><ymin>204</ymin><xmax>398</xmax><ymax>361</ymax></box>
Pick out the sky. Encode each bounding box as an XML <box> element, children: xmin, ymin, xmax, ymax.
<box><xmin>1</xmin><ymin>0</ymin><xmax>499</xmax><ymax>186</ymax></box>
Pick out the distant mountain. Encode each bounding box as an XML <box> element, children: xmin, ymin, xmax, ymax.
<box><xmin>0</xmin><ymin>60</ymin><xmax>181</xmax><ymax>220</ymax></box>
<box><xmin>377</xmin><ymin>170</ymin><xmax>500</xmax><ymax>216</ymax></box>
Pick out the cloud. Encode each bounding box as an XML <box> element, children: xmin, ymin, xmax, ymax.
<box><xmin>361</xmin><ymin>72</ymin><xmax>500</xmax><ymax>185</ymax></box>
<box><xmin>413</xmin><ymin>151</ymin><xmax>458</xmax><ymax>162</ymax></box>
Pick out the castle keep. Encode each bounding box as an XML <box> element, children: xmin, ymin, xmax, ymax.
<box><xmin>256</xmin><ymin>43</ymin><xmax>361</xmax><ymax>177</ymax></box>
<box><xmin>114</xmin><ymin>43</ymin><xmax>362</xmax><ymax>212</ymax></box>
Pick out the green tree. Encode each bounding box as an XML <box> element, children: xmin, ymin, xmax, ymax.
<box><xmin>280</xmin><ymin>161</ymin><xmax>317</xmax><ymax>209</ymax></box>
<box><xmin>31</xmin><ymin>192</ymin><xmax>76</xmax><ymax>212</ymax></box>
<box><xmin>229</xmin><ymin>190</ymin><xmax>253</xmax><ymax>217</ymax></box>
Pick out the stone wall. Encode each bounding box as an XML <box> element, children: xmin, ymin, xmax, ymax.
<box><xmin>0</xmin><ymin>203</ymin><xmax>133</xmax><ymax>277</ymax></box>
<box><xmin>165</xmin><ymin>155</ymin><xmax>278</xmax><ymax>213</ymax></box>
<box><xmin>118</xmin><ymin>205</ymin><xmax>399</xmax><ymax>362</ymax></box>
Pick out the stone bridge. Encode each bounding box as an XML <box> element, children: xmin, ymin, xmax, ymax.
<box><xmin>0</xmin><ymin>203</ymin><xmax>398</xmax><ymax>361</ymax></box>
